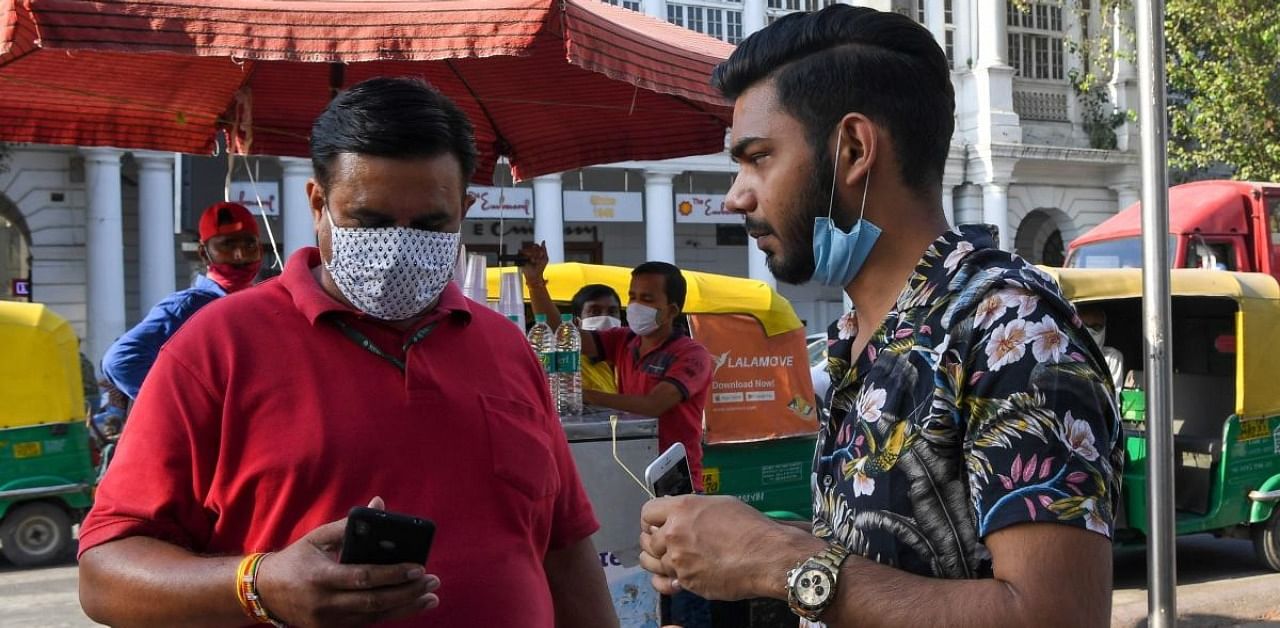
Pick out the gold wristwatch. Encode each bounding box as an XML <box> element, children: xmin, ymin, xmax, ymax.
<box><xmin>786</xmin><ymin>543</ymin><xmax>852</xmax><ymax>622</ymax></box>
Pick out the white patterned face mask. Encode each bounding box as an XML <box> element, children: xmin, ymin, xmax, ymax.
<box><xmin>324</xmin><ymin>207</ymin><xmax>461</xmax><ymax>320</ymax></box>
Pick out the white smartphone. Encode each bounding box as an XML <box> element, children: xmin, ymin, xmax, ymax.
<box><xmin>644</xmin><ymin>442</ymin><xmax>694</xmax><ymax>497</ymax></box>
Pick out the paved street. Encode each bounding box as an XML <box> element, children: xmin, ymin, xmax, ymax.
<box><xmin>2</xmin><ymin>534</ymin><xmax>1278</xmax><ymax>627</ymax></box>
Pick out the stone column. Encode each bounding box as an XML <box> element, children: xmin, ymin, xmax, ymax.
<box><xmin>925</xmin><ymin>0</ymin><xmax>946</xmax><ymax>49</ymax></box>
<box><xmin>133</xmin><ymin>151</ymin><xmax>176</xmax><ymax>313</ymax></box>
<box><xmin>533</xmin><ymin>174</ymin><xmax>565</xmax><ymax>264</ymax></box>
<box><xmin>644</xmin><ymin>170</ymin><xmax>677</xmax><ymax>264</ymax></box>
<box><xmin>975</xmin><ymin>0</ymin><xmax>1020</xmax><ymax>145</ymax></box>
<box><xmin>642</xmin><ymin>0</ymin><xmax>665</xmax><ymax>20</ymax></box>
<box><xmin>280</xmin><ymin>157</ymin><xmax>315</xmax><ymax>259</ymax></box>
<box><xmin>983</xmin><ymin>181</ymin><xmax>1011</xmax><ymax>251</ymax></box>
<box><xmin>1109</xmin><ymin>5</ymin><xmax>1140</xmax><ymax>152</ymax></box>
<box><xmin>742</xmin><ymin>0</ymin><xmax>767</xmax><ymax>36</ymax></box>
<box><xmin>82</xmin><ymin>147</ymin><xmax>126</xmax><ymax>369</ymax></box>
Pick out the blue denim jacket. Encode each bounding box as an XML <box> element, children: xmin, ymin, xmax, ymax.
<box><xmin>101</xmin><ymin>274</ymin><xmax>226</xmax><ymax>399</ymax></box>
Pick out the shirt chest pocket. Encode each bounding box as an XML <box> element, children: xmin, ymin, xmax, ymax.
<box><xmin>481</xmin><ymin>395</ymin><xmax>561</xmax><ymax>500</ymax></box>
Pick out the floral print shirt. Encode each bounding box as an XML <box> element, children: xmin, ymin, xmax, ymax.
<box><xmin>813</xmin><ymin>226</ymin><xmax>1123</xmax><ymax>578</ymax></box>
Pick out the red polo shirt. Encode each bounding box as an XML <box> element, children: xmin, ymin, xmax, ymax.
<box><xmin>594</xmin><ymin>328</ymin><xmax>712</xmax><ymax>491</ymax></box>
<box><xmin>80</xmin><ymin>248</ymin><xmax>598</xmax><ymax>628</ymax></box>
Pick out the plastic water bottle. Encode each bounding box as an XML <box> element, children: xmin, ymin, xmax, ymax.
<box><xmin>528</xmin><ymin>314</ymin><xmax>556</xmax><ymax>401</ymax></box>
<box><xmin>555</xmin><ymin>313</ymin><xmax>583</xmax><ymax>416</ymax></box>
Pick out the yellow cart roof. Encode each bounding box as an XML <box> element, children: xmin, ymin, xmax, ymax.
<box><xmin>486</xmin><ymin>262</ymin><xmax>804</xmax><ymax>336</ymax></box>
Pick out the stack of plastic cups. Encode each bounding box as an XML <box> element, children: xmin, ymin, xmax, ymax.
<box><xmin>498</xmin><ymin>270</ymin><xmax>526</xmax><ymax>331</ymax></box>
<box><xmin>462</xmin><ymin>253</ymin><xmax>487</xmax><ymax>305</ymax></box>
<box><xmin>451</xmin><ymin>243</ymin><xmax>468</xmax><ymax>288</ymax></box>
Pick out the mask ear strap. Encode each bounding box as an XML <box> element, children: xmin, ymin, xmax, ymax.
<box><xmin>858</xmin><ymin>161</ymin><xmax>873</xmax><ymax>223</ymax></box>
<box><xmin>827</xmin><ymin>131</ymin><xmax>842</xmax><ymax>221</ymax></box>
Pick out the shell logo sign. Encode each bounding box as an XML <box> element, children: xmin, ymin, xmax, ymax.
<box><xmin>678</xmin><ymin>200</ymin><xmax>695</xmax><ymax>217</ymax></box>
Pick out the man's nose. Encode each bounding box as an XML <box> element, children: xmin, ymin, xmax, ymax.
<box><xmin>724</xmin><ymin>176</ymin><xmax>754</xmax><ymax>216</ymax></box>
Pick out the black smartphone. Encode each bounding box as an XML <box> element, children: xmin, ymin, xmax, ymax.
<box><xmin>338</xmin><ymin>507</ymin><xmax>436</xmax><ymax>566</ymax></box>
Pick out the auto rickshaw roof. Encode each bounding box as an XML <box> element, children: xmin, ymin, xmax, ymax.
<box><xmin>486</xmin><ymin>262</ymin><xmax>804</xmax><ymax>336</ymax></box>
<box><xmin>0</xmin><ymin>301</ymin><xmax>85</xmax><ymax>428</ymax></box>
<box><xmin>1041</xmin><ymin>267</ymin><xmax>1280</xmax><ymax>420</ymax></box>
<box><xmin>1041</xmin><ymin>267</ymin><xmax>1280</xmax><ymax>302</ymax></box>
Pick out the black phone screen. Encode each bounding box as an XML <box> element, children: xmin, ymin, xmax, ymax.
<box><xmin>652</xmin><ymin>458</ymin><xmax>694</xmax><ymax>497</ymax></box>
<box><xmin>339</xmin><ymin>507</ymin><xmax>435</xmax><ymax>566</ymax></box>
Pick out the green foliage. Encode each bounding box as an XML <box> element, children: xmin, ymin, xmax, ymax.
<box><xmin>1166</xmin><ymin>0</ymin><xmax>1280</xmax><ymax>180</ymax></box>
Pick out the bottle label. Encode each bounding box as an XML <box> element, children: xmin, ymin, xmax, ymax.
<box><xmin>555</xmin><ymin>351</ymin><xmax>580</xmax><ymax>373</ymax></box>
<box><xmin>540</xmin><ymin>351</ymin><xmax>556</xmax><ymax>373</ymax></box>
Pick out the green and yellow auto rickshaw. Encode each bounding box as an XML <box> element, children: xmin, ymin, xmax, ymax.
<box><xmin>0</xmin><ymin>301</ymin><xmax>97</xmax><ymax>566</ymax></box>
<box><xmin>488</xmin><ymin>262</ymin><xmax>819</xmax><ymax>520</ymax></box>
<box><xmin>1047</xmin><ymin>268</ymin><xmax>1280</xmax><ymax>570</ymax></box>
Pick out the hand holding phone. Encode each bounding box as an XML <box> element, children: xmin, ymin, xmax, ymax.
<box><xmin>339</xmin><ymin>506</ymin><xmax>436</xmax><ymax>566</ymax></box>
<box><xmin>644</xmin><ymin>442</ymin><xmax>694</xmax><ymax>498</ymax></box>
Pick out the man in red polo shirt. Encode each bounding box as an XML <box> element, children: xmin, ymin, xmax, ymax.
<box><xmin>77</xmin><ymin>77</ymin><xmax>615</xmax><ymax>628</ymax></box>
<box><xmin>581</xmin><ymin>262</ymin><xmax>713</xmax><ymax>493</ymax></box>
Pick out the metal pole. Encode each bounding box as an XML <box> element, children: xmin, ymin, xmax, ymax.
<box><xmin>1135</xmin><ymin>1</ymin><xmax>1177</xmax><ymax>626</ymax></box>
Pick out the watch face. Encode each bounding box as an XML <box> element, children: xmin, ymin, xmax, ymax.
<box><xmin>795</xmin><ymin>566</ymin><xmax>833</xmax><ymax>608</ymax></box>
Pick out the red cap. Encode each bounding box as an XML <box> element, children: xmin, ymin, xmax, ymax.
<box><xmin>198</xmin><ymin>202</ymin><xmax>260</xmax><ymax>242</ymax></box>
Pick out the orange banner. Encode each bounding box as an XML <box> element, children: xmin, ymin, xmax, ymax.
<box><xmin>689</xmin><ymin>315</ymin><xmax>818</xmax><ymax>444</ymax></box>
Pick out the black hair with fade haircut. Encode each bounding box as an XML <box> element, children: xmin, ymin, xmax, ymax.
<box><xmin>571</xmin><ymin>284</ymin><xmax>622</xmax><ymax>318</ymax></box>
<box><xmin>310</xmin><ymin>76</ymin><xmax>479</xmax><ymax>187</ymax></box>
<box><xmin>711</xmin><ymin>5</ymin><xmax>954</xmax><ymax>194</ymax></box>
<box><xmin>632</xmin><ymin>262</ymin><xmax>687</xmax><ymax>310</ymax></box>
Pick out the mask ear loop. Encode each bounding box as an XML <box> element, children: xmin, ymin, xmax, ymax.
<box><xmin>826</xmin><ymin>132</ymin><xmax>842</xmax><ymax>222</ymax></box>
<box><xmin>827</xmin><ymin>129</ymin><xmax>874</xmax><ymax>226</ymax></box>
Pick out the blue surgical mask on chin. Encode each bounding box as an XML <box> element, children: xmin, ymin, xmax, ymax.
<box><xmin>810</xmin><ymin>132</ymin><xmax>883</xmax><ymax>287</ymax></box>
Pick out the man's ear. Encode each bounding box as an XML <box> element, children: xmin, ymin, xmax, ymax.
<box><xmin>836</xmin><ymin>113</ymin><xmax>879</xmax><ymax>191</ymax></box>
<box><xmin>196</xmin><ymin>243</ymin><xmax>210</xmax><ymax>265</ymax></box>
<box><xmin>462</xmin><ymin>192</ymin><xmax>476</xmax><ymax>220</ymax></box>
<box><xmin>307</xmin><ymin>179</ymin><xmax>326</xmax><ymax>232</ymax></box>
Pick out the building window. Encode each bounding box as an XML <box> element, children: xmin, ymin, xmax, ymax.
<box><xmin>670</xmin><ymin>3</ymin><xmax>741</xmax><ymax>44</ymax></box>
<box><xmin>603</xmin><ymin>0</ymin><xmax>641</xmax><ymax>10</ymax></box>
<box><xmin>727</xmin><ymin>10</ymin><xmax>743</xmax><ymax>44</ymax></box>
<box><xmin>706</xmin><ymin>8</ymin><xmax>724</xmax><ymax>41</ymax></box>
<box><xmin>917</xmin><ymin>0</ymin><xmax>926</xmax><ymax>23</ymax></box>
<box><xmin>667</xmin><ymin>3</ymin><xmax>684</xmax><ymax>26</ymax></box>
<box><xmin>1007</xmin><ymin>1</ymin><xmax>1066</xmax><ymax>80</ymax></box>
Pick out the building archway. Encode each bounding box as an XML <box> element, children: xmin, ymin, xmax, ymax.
<box><xmin>1014</xmin><ymin>207</ymin><xmax>1073</xmax><ymax>266</ymax></box>
<box><xmin>0</xmin><ymin>193</ymin><xmax>32</xmax><ymax>301</ymax></box>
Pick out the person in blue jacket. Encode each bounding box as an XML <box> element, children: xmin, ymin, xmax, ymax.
<box><xmin>101</xmin><ymin>201</ymin><xmax>262</xmax><ymax>399</ymax></box>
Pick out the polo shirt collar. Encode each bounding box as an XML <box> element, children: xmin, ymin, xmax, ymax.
<box><xmin>193</xmin><ymin>273</ymin><xmax>228</xmax><ymax>297</ymax></box>
<box><xmin>281</xmin><ymin>247</ymin><xmax>474</xmax><ymax>327</ymax></box>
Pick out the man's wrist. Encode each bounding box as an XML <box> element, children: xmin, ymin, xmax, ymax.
<box><xmin>752</xmin><ymin>525</ymin><xmax>827</xmax><ymax>600</ymax></box>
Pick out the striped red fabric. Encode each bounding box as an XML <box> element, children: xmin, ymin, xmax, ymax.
<box><xmin>0</xmin><ymin>0</ymin><xmax>733</xmax><ymax>182</ymax></box>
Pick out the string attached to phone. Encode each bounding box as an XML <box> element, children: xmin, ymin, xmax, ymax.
<box><xmin>611</xmin><ymin>414</ymin><xmax>655</xmax><ymax>499</ymax></box>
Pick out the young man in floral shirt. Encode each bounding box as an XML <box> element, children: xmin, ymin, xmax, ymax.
<box><xmin>638</xmin><ymin>6</ymin><xmax>1122</xmax><ymax>627</ymax></box>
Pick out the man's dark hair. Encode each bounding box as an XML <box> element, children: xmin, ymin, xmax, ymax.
<box><xmin>711</xmin><ymin>6</ymin><xmax>954</xmax><ymax>193</ymax></box>
<box><xmin>310</xmin><ymin>76</ymin><xmax>478</xmax><ymax>187</ymax></box>
<box><xmin>632</xmin><ymin>262</ymin><xmax>687</xmax><ymax>310</ymax></box>
<box><xmin>571</xmin><ymin>284</ymin><xmax>622</xmax><ymax>318</ymax></box>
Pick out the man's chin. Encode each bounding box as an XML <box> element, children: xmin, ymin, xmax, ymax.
<box><xmin>764</xmin><ymin>254</ymin><xmax>816</xmax><ymax>286</ymax></box>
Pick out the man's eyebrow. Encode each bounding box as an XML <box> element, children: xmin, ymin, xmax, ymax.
<box><xmin>729</xmin><ymin>136</ymin><xmax>766</xmax><ymax>162</ymax></box>
<box><xmin>347</xmin><ymin>207</ymin><xmax>396</xmax><ymax>222</ymax></box>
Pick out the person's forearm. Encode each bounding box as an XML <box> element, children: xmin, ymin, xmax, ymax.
<box><xmin>545</xmin><ymin>539</ymin><xmax>619</xmax><ymax>628</ymax></box>
<box><xmin>526</xmin><ymin>278</ymin><xmax>563</xmax><ymax>325</ymax></box>
<box><xmin>79</xmin><ymin>537</ymin><xmax>247</xmax><ymax>627</ymax></box>
<box><xmin>749</xmin><ymin>527</ymin><xmax>1104</xmax><ymax>628</ymax></box>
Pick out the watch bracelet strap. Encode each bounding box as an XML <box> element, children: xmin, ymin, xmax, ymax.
<box><xmin>816</xmin><ymin>543</ymin><xmax>852</xmax><ymax>571</ymax></box>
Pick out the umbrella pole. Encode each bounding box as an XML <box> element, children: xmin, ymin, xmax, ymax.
<box><xmin>1135</xmin><ymin>1</ymin><xmax>1177</xmax><ymax>626</ymax></box>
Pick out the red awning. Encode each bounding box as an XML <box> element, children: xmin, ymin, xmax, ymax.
<box><xmin>0</xmin><ymin>0</ymin><xmax>733</xmax><ymax>182</ymax></box>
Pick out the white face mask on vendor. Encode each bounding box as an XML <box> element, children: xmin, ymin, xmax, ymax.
<box><xmin>324</xmin><ymin>207</ymin><xmax>461</xmax><ymax>321</ymax></box>
<box><xmin>579</xmin><ymin>315</ymin><xmax>622</xmax><ymax>331</ymax></box>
